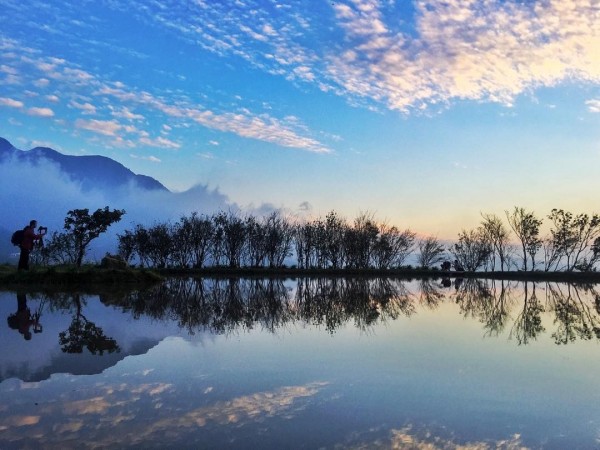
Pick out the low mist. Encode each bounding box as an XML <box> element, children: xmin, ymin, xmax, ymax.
<box><xmin>0</xmin><ymin>156</ymin><xmax>233</xmax><ymax>262</ymax></box>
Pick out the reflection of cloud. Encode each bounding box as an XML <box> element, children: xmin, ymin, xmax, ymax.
<box><xmin>337</xmin><ymin>426</ymin><xmax>527</xmax><ymax>450</ymax></box>
<box><xmin>134</xmin><ymin>382</ymin><xmax>328</xmax><ymax>440</ymax></box>
<box><xmin>0</xmin><ymin>415</ymin><xmax>40</xmax><ymax>429</ymax></box>
<box><xmin>63</xmin><ymin>397</ymin><xmax>111</xmax><ymax>415</ymax></box>
<box><xmin>0</xmin><ymin>381</ymin><xmax>328</xmax><ymax>447</ymax></box>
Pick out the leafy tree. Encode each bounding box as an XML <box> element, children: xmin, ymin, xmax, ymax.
<box><xmin>64</xmin><ymin>207</ymin><xmax>125</xmax><ymax>267</ymax></box>
<box><xmin>505</xmin><ymin>207</ymin><xmax>542</xmax><ymax>271</ymax></box>
<box><xmin>117</xmin><ymin>229</ymin><xmax>136</xmax><ymax>264</ymax></box>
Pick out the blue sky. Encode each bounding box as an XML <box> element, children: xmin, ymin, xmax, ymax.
<box><xmin>1</xmin><ymin>0</ymin><xmax>599</xmax><ymax>238</ymax></box>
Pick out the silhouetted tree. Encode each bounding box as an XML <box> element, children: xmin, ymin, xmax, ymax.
<box><xmin>417</xmin><ymin>236</ymin><xmax>446</xmax><ymax>269</ymax></box>
<box><xmin>547</xmin><ymin>209</ymin><xmax>600</xmax><ymax>271</ymax></box>
<box><xmin>41</xmin><ymin>231</ymin><xmax>78</xmax><ymax>265</ymax></box>
<box><xmin>451</xmin><ymin>229</ymin><xmax>491</xmax><ymax>271</ymax></box>
<box><xmin>505</xmin><ymin>207</ymin><xmax>542</xmax><ymax>271</ymax></box>
<box><xmin>479</xmin><ymin>213</ymin><xmax>511</xmax><ymax>271</ymax></box>
<box><xmin>64</xmin><ymin>206</ymin><xmax>125</xmax><ymax>267</ymax></box>
<box><xmin>263</xmin><ymin>211</ymin><xmax>294</xmax><ymax>268</ymax></box>
<box><xmin>344</xmin><ymin>212</ymin><xmax>379</xmax><ymax>268</ymax></box>
<box><xmin>213</xmin><ymin>211</ymin><xmax>246</xmax><ymax>268</ymax></box>
<box><xmin>146</xmin><ymin>222</ymin><xmax>173</xmax><ymax>268</ymax></box>
<box><xmin>372</xmin><ymin>224</ymin><xmax>416</xmax><ymax>269</ymax></box>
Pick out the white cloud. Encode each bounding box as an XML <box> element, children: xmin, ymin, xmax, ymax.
<box><xmin>112</xmin><ymin>106</ymin><xmax>144</xmax><ymax>121</ymax></box>
<box><xmin>586</xmin><ymin>99</ymin><xmax>600</xmax><ymax>113</ymax></box>
<box><xmin>69</xmin><ymin>100</ymin><xmax>97</xmax><ymax>115</ymax></box>
<box><xmin>139</xmin><ymin>136</ymin><xmax>180</xmax><ymax>149</ymax></box>
<box><xmin>0</xmin><ymin>97</ymin><xmax>23</xmax><ymax>108</ymax></box>
<box><xmin>130</xmin><ymin>154</ymin><xmax>162</xmax><ymax>163</ymax></box>
<box><xmin>27</xmin><ymin>107</ymin><xmax>54</xmax><ymax>117</ymax></box>
<box><xmin>75</xmin><ymin>118</ymin><xmax>122</xmax><ymax>136</ymax></box>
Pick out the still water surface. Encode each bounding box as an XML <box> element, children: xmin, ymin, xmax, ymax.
<box><xmin>1</xmin><ymin>277</ymin><xmax>599</xmax><ymax>449</ymax></box>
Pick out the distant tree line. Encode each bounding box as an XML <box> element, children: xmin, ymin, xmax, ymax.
<box><xmin>30</xmin><ymin>206</ymin><xmax>600</xmax><ymax>273</ymax></box>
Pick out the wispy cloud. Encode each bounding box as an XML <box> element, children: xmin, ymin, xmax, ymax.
<box><xmin>114</xmin><ymin>0</ymin><xmax>600</xmax><ymax>113</ymax></box>
<box><xmin>327</xmin><ymin>0</ymin><xmax>600</xmax><ymax>111</ymax></box>
<box><xmin>0</xmin><ymin>36</ymin><xmax>330</xmax><ymax>153</ymax></box>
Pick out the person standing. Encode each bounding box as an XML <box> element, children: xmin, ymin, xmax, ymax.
<box><xmin>18</xmin><ymin>220</ymin><xmax>46</xmax><ymax>271</ymax></box>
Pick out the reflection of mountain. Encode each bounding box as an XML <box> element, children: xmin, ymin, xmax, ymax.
<box><xmin>0</xmin><ymin>292</ymin><xmax>185</xmax><ymax>383</ymax></box>
<box><xmin>0</xmin><ymin>337</ymin><xmax>161</xmax><ymax>383</ymax></box>
<box><xmin>0</xmin><ymin>136</ymin><xmax>168</xmax><ymax>192</ymax></box>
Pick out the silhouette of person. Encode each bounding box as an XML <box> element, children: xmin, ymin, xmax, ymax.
<box><xmin>18</xmin><ymin>219</ymin><xmax>46</xmax><ymax>271</ymax></box>
<box><xmin>7</xmin><ymin>293</ymin><xmax>41</xmax><ymax>340</ymax></box>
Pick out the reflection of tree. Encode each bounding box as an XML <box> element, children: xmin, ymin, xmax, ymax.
<box><xmin>58</xmin><ymin>294</ymin><xmax>120</xmax><ymax>355</ymax></box>
<box><xmin>546</xmin><ymin>283</ymin><xmax>600</xmax><ymax>345</ymax></box>
<box><xmin>105</xmin><ymin>277</ymin><xmax>600</xmax><ymax>346</ymax></box>
<box><xmin>294</xmin><ymin>278</ymin><xmax>416</xmax><ymax>333</ymax></box>
<box><xmin>117</xmin><ymin>277</ymin><xmax>417</xmax><ymax>335</ymax></box>
<box><xmin>509</xmin><ymin>282</ymin><xmax>545</xmax><ymax>345</ymax></box>
<box><xmin>418</xmin><ymin>279</ymin><xmax>444</xmax><ymax>308</ymax></box>
<box><xmin>454</xmin><ymin>279</ymin><xmax>514</xmax><ymax>337</ymax></box>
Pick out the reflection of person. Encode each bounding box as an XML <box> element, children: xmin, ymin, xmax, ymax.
<box><xmin>18</xmin><ymin>220</ymin><xmax>46</xmax><ymax>271</ymax></box>
<box><xmin>7</xmin><ymin>293</ymin><xmax>41</xmax><ymax>340</ymax></box>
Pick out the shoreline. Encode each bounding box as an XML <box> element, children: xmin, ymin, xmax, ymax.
<box><xmin>2</xmin><ymin>265</ymin><xmax>600</xmax><ymax>289</ymax></box>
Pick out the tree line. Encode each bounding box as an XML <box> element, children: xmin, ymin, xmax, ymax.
<box><xmin>30</xmin><ymin>206</ymin><xmax>600</xmax><ymax>272</ymax></box>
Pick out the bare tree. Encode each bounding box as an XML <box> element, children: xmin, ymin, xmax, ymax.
<box><xmin>479</xmin><ymin>213</ymin><xmax>511</xmax><ymax>271</ymax></box>
<box><xmin>450</xmin><ymin>229</ymin><xmax>491</xmax><ymax>272</ymax></box>
<box><xmin>547</xmin><ymin>209</ymin><xmax>600</xmax><ymax>271</ymax></box>
<box><xmin>417</xmin><ymin>236</ymin><xmax>446</xmax><ymax>269</ymax></box>
<box><xmin>505</xmin><ymin>207</ymin><xmax>542</xmax><ymax>271</ymax></box>
<box><xmin>372</xmin><ymin>225</ymin><xmax>416</xmax><ymax>269</ymax></box>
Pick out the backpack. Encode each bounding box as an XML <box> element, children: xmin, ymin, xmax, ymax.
<box><xmin>11</xmin><ymin>228</ymin><xmax>25</xmax><ymax>247</ymax></box>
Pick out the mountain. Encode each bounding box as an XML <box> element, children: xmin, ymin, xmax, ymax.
<box><xmin>0</xmin><ymin>137</ymin><xmax>168</xmax><ymax>193</ymax></box>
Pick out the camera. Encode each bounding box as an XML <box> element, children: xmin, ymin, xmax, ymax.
<box><xmin>38</xmin><ymin>226</ymin><xmax>48</xmax><ymax>234</ymax></box>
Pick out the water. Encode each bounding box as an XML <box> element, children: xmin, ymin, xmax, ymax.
<box><xmin>1</xmin><ymin>277</ymin><xmax>599</xmax><ymax>449</ymax></box>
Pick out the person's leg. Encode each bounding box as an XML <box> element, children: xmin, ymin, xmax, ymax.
<box><xmin>18</xmin><ymin>248</ymin><xmax>30</xmax><ymax>270</ymax></box>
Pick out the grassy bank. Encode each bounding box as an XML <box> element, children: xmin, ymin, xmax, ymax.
<box><xmin>0</xmin><ymin>264</ymin><xmax>163</xmax><ymax>290</ymax></box>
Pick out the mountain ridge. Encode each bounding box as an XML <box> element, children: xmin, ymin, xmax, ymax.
<box><xmin>0</xmin><ymin>137</ymin><xmax>168</xmax><ymax>193</ymax></box>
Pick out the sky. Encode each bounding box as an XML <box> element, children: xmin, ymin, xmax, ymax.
<box><xmin>1</xmin><ymin>0</ymin><xmax>599</xmax><ymax>239</ymax></box>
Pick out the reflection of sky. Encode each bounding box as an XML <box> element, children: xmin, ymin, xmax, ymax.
<box><xmin>1</xmin><ymin>283</ymin><xmax>600</xmax><ymax>448</ymax></box>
